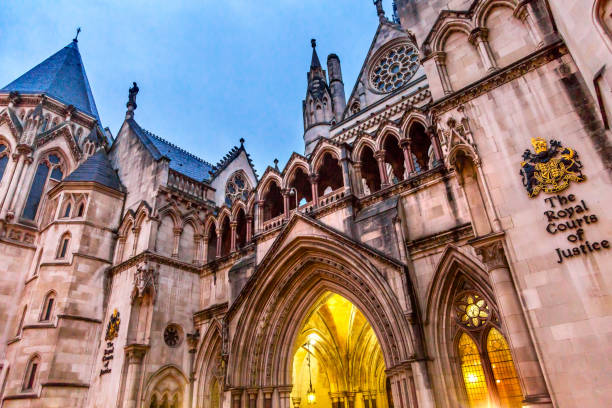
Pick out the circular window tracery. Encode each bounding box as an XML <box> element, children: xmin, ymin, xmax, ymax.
<box><xmin>164</xmin><ymin>324</ymin><xmax>182</xmax><ymax>348</ymax></box>
<box><xmin>455</xmin><ymin>292</ymin><xmax>490</xmax><ymax>329</ymax></box>
<box><xmin>369</xmin><ymin>43</ymin><xmax>419</xmax><ymax>93</ymax></box>
<box><xmin>225</xmin><ymin>172</ymin><xmax>250</xmax><ymax>207</ymax></box>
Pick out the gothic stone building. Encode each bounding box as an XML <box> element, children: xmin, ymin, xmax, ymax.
<box><xmin>0</xmin><ymin>1</ymin><xmax>611</xmax><ymax>407</ymax></box>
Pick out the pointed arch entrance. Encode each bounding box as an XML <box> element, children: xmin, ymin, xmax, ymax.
<box><xmin>291</xmin><ymin>292</ymin><xmax>389</xmax><ymax>408</ymax></box>
<box><xmin>225</xmin><ymin>222</ymin><xmax>435</xmax><ymax>408</ymax></box>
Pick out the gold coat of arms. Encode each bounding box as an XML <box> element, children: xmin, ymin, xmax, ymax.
<box><xmin>520</xmin><ymin>138</ymin><xmax>585</xmax><ymax>197</ymax></box>
<box><xmin>105</xmin><ymin>309</ymin><xmax>121</xmax><ymax>341</ymax></box>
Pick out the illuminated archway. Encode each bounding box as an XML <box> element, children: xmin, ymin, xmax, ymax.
<box><xmin>291</xmin><ymin>292</ymin><xmax>388</xmax><ymax>408</ymax></box>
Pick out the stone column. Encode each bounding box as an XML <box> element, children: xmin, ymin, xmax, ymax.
<box><xmin>215</xmin><ymin>228</ymin><xmax>223</xmax><ymax>258</ymax></box>
<box><xmin>0</xmin><ymin>152</ymin><xmax>21</xmax><ymax>213</ymax></box>
<box><xmin>8</xmin><ymin>153</ymin><xmax>32</xmax><ymax>218</ymax></box>
<box><xmin>514</xmin><ymin>2</ymin><xmax>545</xmax><ymax>48</ymax></box>
<box><xmin>262</xmin><ymin>388</ymin><xmax>274</xmax><ymax>408</ymax></box>
<box><xmin>172</xmin><ymin>227</ymin><xmax>182</xmax><ymax>258</ymax></box>
<box><xmin>352</xmin><ymin>161</ymin><xmax>363</xmax><ymax>197</ymax></box>
<box><xmin>202</xmin><ymin>236</ymin><xmax>209</xmax><ymax>264</ymax></box>
<box><xmin>256</xmin><ymin>200</ymin><xmax>264</xmax><ymax>233</ymax></box>
<box><xmin>399</xmin><ymin>139</ymin><xmax>415</xmax><ymax>176</ymax></box>
<box><xmin>187</xmin><ymin>331</ymin><xmax>200</xmax><ymax>408</ymax></box>
<box><xmin>362</xmin><ymin>392</ymin><xmax>370</xmax><ymax>408</ymax></box>
<box><xmin>340</xmin><ymin>146</ymin><xmax>352</xmax><ymax>195</ymax></box>
<box><xmin>0</xmin><ymin>152</ymin><xmax>25</xmax><ymax>218</ymax></box>
<box><xmin>426</xmin><ymin>126</ymin><xmax>444</xmax><ymax>166</ymax></box>
<box><xmin>231</xmin><ymin>388</ymin><xmax>243</xmax><ymax>408</ymax></box>
<box><xmin>132</xmin><ymin>227</ymin><xmax>141</xmax><ymax>257</ymax></box>
<box><xmin>369</xmin><ymin>392</ymin><xmax>377</xmax><ymax>408</ymax></box>
<box><xmin>282</xmin><ymin>189</ymin><xmax>290</xmax><ymax>219</ymax></box>
<box><xmin>246</xmin><ymin>215</ymin><xmax>253</xmax><ymax>242</ymax></box>
<box><xmin>345</xmin><ymin>392</ymin><xmax>356</xmax><ymax>408</ymax></box>
<box><xmin>474</xmin><ymin>160</ymin><xmax>502</xmax><ymax>232</ymax></box>
<box><xmin>123</xmin><ymin>344</ymin><xmax>149</xmax><ymax>408</ymax></box>
<box><xmin>248</xmin><ymin>388</ymin><xmax>259</xmax><ymax>408</ymax></box>
<box><xmin>278</xmin><ymin>386</ymin><xmax>293</xmax><ymax>408</ymax></box>
<box><xmin>374</xmin><ymin>150</ymin><xmax>390</xmax><ymax>188</ymax></box>
<box><xmin>472</xmin><ymin>237</ymin><xmax>552</xmax><ymax>407</ymax></box>
<box><xmin>432</xmin><ymin>52</ymin><xmax>453</xmax><ymax>95</ymax></box>
<box><xmin>469</xmin><ymin>28</ymin><xmax>497</xmax><ymax>72</ymax></box>
<box><xmin>230</xmin><ymin>221</ymin><xmax>238</xmax><ymax>252</ymax></box>
<box><xmin>309</xmin><ymin>174</ymin><xmax>319</xmax><ymax>208</ymax></box>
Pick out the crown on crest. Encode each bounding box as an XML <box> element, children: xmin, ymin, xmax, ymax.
<box><xmin>531</xmin><ymin>137</ymin><xmax>548</xmax><ymax>154</ymax></box>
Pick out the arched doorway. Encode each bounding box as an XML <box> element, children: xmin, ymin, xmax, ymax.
<box><xmin>291</xmin><ymin>292</ymin><xmax>388</xmax><ymax>408</ymax></box>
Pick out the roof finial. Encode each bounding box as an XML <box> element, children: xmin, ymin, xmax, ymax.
<box><xmin>373</xmin><ymin>0</ymin><xmax>386</xmax><ymax>22</ymax></box>
<box><xmin>73</xmin><ymin>27</ymin><xmax>81</xmax><ymax>43</ymax></box>
<box><xmin>240</xmin><ymin>138</ymin><xmax>245</xmax><ymax>147</ymax></box>
<box><xmin>311</xmin><ymin>38</ymin><xmax>317</xmax><ymax>49</ymax></box>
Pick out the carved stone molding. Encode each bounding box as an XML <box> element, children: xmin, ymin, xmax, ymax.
<box><xmin>124</xmin><ymin>343</ymin><xmax>149</xmax><ymax>363</ymax></box>
<box><xmin>471</xmin><ymin>233</ymin><xmax>508</xmax><ymax>270</ymax></box>
<box><xmin>131</xmin><ymin>261</ymin><xmax>159</xmax><ymax>304</ymax></box>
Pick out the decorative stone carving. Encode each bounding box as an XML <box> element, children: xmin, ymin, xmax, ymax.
<box><xmin>131</xmin><ymin>261</ymin><xmax>159</xmax><ymax>304</ymax></box>
<box><xmin>474</xmin><ymin>239</ymin><xmax>508</xmax><ymax>270</ymax></box>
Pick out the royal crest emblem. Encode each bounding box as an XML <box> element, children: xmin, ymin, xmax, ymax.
<box><xmin>520</xmin><ymin>138</ymin><xmax>585</xmax><ymax>197</ymax></box>
<box><xmin>105</xmin><ymin>309</ymin><xmax>121</xmax><ymax>341</ymax></box>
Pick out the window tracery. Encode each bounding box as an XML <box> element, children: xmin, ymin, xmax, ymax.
<box><xmin>453</xmin><ymin>288</ymin><xmax>521</xmax><ymax>408</ymax></box>
<box><xmin>370</xmin><ymin>43</ymin><xmax>420</xmax><ymax>93</ymax></box>
<box><xmin>225</xmin><ymin>172</ymin><xmax>250</xmax><ymax>207</ymax></box>
<box><xmin>0</xmin><ymin>142</ymin><xmax>10</xmax><ymax>183</ymax></box>
<box><xmin>23</xmin><ymin>153</ymin><xmax>64</xmax><ymax>220</ymax></box>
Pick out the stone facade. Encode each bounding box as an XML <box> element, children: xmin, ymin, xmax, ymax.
<box><xmin>0</xmin><ymin>1</ymin><xmax>611</xmax><ymax>407</ymax></box>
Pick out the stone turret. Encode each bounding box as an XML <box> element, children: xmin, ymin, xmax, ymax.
<box><xmin>327</xmin><ymin>53</ymin><xmax>346</xmax><ymax>124</ymax></box>
<box><xmin>302</xmin><ymin>39</ymin><xmax>333</xmax><ymax>156</ymax></box>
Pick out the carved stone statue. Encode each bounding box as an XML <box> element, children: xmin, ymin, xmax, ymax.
<box><xmin>127</xmin><ymin>81</ymin><xmax>139</xmax><ymax>109</ymax></box>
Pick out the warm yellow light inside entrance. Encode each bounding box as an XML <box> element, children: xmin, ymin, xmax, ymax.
<box><xmin>291</xmin><ymin>293</ymin><xmax>389</xmax><ymax>408</ymax></box>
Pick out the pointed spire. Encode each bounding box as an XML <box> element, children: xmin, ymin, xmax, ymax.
<box><xmin>310</xmin><ymin>39</ymin><xmax>321</xmax><ymax>69</ymax></box>
<box><xmin>374</xmin><ymin>0</ymin><xmax>387</xmax><ymax>22</ymax></box>
<box><xmin>1</xmin><ymin>40</ymin><xmax>100</xmax><ymax>123</ymax></box>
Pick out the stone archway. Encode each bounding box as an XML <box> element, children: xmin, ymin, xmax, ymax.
<box><xmin>291</xmin><ymin>292</ymin><xmax>389</xmax><ymax>408</ymax></box>
<box><xmin>225</xmin><ymin>228</ymin><xmax>435</xmax><ymax>408</ymax></box>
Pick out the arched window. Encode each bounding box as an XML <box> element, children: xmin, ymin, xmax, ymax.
<box><xmin>287</xmin><ymin>167</ymin><xmax>312</xmax><ymax>211</ymax></box>
<box><xmin>359</xmin><ymin>145</ymin><xmax>381</xmax><ymax>195</ymax></box>
<box><xmin>22</xmin><ymin>355</ymin><xmax>40</xmax><ymax>391</ymax></box>
<box><xmin>454</xmin><ymin>291</ymin><xmax>522</xmax><ymax>408</ymax></box>
<box><xmin>23</xmin><ymin>153</ymin><xmax>64</xmax><ymax>220</ymax></box>
<box><xmin>40</xmin><ymin>291</ymin><xmax>56</xmax><ymax>322</ymax></box>
<box><xmin>62</xmin><ymin>202</ymin><xmax>72</xmax><ymax>218</ymax></box>
<box><xmin>0</xmin><ymin>142</ymin><xmax>10</xmax><ymax>183</ymax></box>
<box><xmin>77</xmin><ymin>202</ymin><xmax>85</xmax><ymax>217</ymax></box>
<box><xmin>408</xmin><ymin>123</ymin><xmax>432</xmax><ymax>173</ymax></box>
<box><xmin>383</xmin><ymin>134</ymin><xmax>406</xmax><ymax>184</ymax></box>
<box><xmin>219</xmin><ymin>216</ymin><xmax>231</xmax><ymax>257</ymax></box>
<box><xmin>207</xmin><ymin>225</ymin><xmax>218</xmax><ymax>261</ymax></box>
<box><xmin>316</xmin><ymin>152</ymin><xmax>343</xmax><ymax>196</ymax></box>
<box><xmin>262</xmin><ymin>181</ymin><xmax>283</xmax><ymax>222</ymax></box>
<box><xmin>235</xmin><ymin>208</ymin><xmax>247</xmax><ymax>249</ymax></box>
<box><xmin>57</xmin><ymin>233</ymin><xmax>70</xmax><ymax>259</ymax></box>
<box><xmin>225</xmin><ymin>172</ymin><xmax>251</xmax><ymax>207</ymax></box>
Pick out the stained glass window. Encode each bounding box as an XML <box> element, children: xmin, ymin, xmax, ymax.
<box><xmin>0</xmin><ymin>143</ymin><xmax>9</xmax><ymax>183</ymax></box>
<box><xmin>370</xmin><ymin>43</ymin><xmax>420</xmax><ymax>93</ymax></box>
<box><xmin>23</xmin><ymin>153</ymin><xmax>64</xmax><ymax>220</ymax></box>
<box><xmin>458</xmin><ymin>333</ymin><xmax>489</xmax><ymax>407</ymax></box>
<box><xmin>225</xmin><ymin>172</ymin><xmax>250</xmax><ymax>207</ymax></box>
<box><xmin>487</xmin><ymin>328</ymin><xmax>523</xmax><ymax>408</ymax></box>
<box><xmin>455</xmin><ymin>293</ymin><xmax>490</xmax><ymax>328</ymax></box>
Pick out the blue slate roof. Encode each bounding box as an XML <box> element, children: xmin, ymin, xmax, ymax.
<box><xmin>1</xmin><ymin>40</ymin><xmax>100</xmax><ymax>123</ymax></box>
<box><xmin>126</xmin><ymin>119</ymin><xmax>213</xmax><ymax>181</ymax></box>
<box><xmin>64</xmin><ymin>150</ymin><xmax>122</xmax><ymax>191</ymax></box>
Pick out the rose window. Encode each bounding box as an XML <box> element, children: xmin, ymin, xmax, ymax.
<box><xmin>164</xmin><ymin>324</ymin><xmax>182</xmax><ymax>347</ymax></box>
<box><xmin>370</xmin><ymin>44</ymin><xmax>419</xmax><ymax>93</ymax></box>
<box><xmin>455</xmin><ymin>293</ymin><xmax>490</xmax><ymax>328</ymax></box>
<box><xmin>225</xmin><ymin>172</ymin><xmax>250</xmax><ymax>207</ymax></box>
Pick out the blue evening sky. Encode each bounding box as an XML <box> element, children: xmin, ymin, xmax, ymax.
<box><xmin>0</xmin><ymin>0</ymin><xmax>395</xmax><ymax>176</ymax></box>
